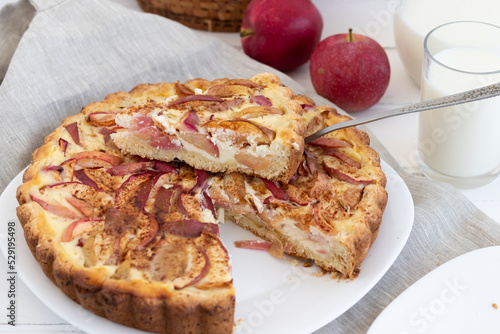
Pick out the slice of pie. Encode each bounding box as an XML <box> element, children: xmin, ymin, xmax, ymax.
<box><xmin>110</xmin><ymin>73</ymin><xmax>305</xmax><ymax>182</ymax></box>
<box><xmin>209</xmin><ymin>103</ymin><xmax>388</xmax><ymax>276</ymax></box>
<box><xmin>16</xmin><ymin>74</ymin><xmax>388</xmax><ymax>334</ymax></box>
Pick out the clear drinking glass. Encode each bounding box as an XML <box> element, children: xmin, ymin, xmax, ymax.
<box><xmin>394</xmin><ymin>0</ymin><xmax>500</xmax><ymax>87</ymax></box>
<box><xmin>417</xmin><ymin>21</ymin><xmax>500</xmax><ymax>188</ymax></box>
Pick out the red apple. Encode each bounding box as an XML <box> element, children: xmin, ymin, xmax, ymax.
<box><xmin>240</xmin><ymin>0</ymin><xmax>323</xmax><ymax>71</ymax></box>
<box><xmin>310</xmin><ymin>29</ymin><xmax>390</xmax><ymax>112</ymax></box>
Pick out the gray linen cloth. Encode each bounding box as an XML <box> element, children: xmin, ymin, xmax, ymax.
<box><xmin>1</xmin><ymin>0</ymin><xmax>499</xmax><ymax>333</ymax></box>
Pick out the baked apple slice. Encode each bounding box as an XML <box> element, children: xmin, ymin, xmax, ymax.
<box><xmin>177</xmin><ymin>132</ymin><xmax>220</xmax><ymax>157</ymax></box>
<box><xmin>194</xmin><ymin>232</ymin><xmax>232</xmax><ymax>289</ymax></box>
<box><xmin>61</xmin><ymin>218</ymin><xmax>104</xmax><ymax>242</ymax></box>
<box><xmin>172</xmin><ymin>245</ymin><xmax>209</xmax><ymax>289</ymax></box>
<box><xmin>203</xmin><ymin>119</ymin><xmax>273</xmax><ymax>147</ymax></box>
<box><xmin>147</xmin><ymin>241</ymin><xmax>209</xmax><ymax>289</ymax></box>
<box><xmin>231</xmin><ymin>105</ymin><xmax>283</xmax><ymax>119</ymax></box>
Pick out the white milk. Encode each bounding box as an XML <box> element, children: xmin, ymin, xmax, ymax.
<box><xmin>394</xmin><ymin>0</ymin><xmax>500</xmax><ymax>85</ymax></box>
<box><xmin>418</xmin><ymin>47</ymin><xmax>500</xmax><ymax>177</ymax></box>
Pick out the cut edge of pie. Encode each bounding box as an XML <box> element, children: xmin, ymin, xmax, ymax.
<box><xmin>209</xmin><ymin>104</ymin><xmax>388</xmax><ymax>278</ymax></box>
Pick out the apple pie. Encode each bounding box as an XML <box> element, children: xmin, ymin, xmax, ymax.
<box><xmin>111</xmin><ymin>73</ymin><xmax>305</xmax><ymax>182</ymax></box>
<box><xmin>16</xmin><ymin>73</ymin><xmax>387</xmax><ymax>334</ymax></box>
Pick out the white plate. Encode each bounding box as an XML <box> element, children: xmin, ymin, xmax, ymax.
<box><xmin>0</xmin><ymin>160</ymin><xmax>413</xmax><ymax>334</ymax></box>
<box><xmin>368</xmin><ymin>246</ymin><xmax>500</xmax><ymax>334</ymax></box>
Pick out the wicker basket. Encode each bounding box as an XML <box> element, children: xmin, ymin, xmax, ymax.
<box><xmin>137</xmin><ymin>0</ymin><xmax>251</xmax><ymax>32</ymax></box>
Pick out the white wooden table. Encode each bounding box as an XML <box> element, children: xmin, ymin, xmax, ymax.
<box><xmin>1</xmin><ymin>0</ymin><xmax>499</xmax><ymax>332</ymax></box>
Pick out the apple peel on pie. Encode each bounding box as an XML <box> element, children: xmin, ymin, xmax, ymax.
<box><xmin>16</xmin><ymin>73</ymin><xmax>387</xmax><ymax>334</ymax></box>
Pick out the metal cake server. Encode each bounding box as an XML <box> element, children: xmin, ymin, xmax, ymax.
<box><xmin>304</xmin><ymin>82</ymin><xmax>500</xmax><ymax>144</ymax></box>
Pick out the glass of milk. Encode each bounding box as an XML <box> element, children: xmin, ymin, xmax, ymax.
<box><xmin>417</xmin><ymin>21</ymin><xmax>500</xmax><ymax>188</ymax></box>
<box><xmin>394</xmin><ymin>0</ymin><xmax>500</xmax><ymax>86</ymax></box>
